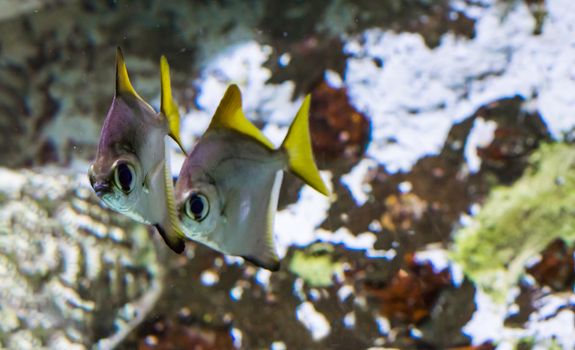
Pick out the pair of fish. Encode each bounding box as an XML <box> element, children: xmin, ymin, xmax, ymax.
<box><xmin>89</xmin><ymin>48</ymin><xmax>329</xmax><ymax>271</ymax></box>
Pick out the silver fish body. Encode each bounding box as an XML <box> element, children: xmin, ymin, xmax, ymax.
<box><xmin>176</xmin><ymin>129</ymin><xmax>286</xmax><ymax>268</ymax></box>
<box><xmin>175</xmin><ymin>85</ymin><xmax>329</xmax><ymax>270</ymax></box>
<box><xmin>88</xmin><ymin>48</ymin><xmax>186</xmax><ymax>253</ymax></box>
<box><xmin>90</xmin><ymin>94</ymin><xmax>166</xmax><ymax>219</ymax></box>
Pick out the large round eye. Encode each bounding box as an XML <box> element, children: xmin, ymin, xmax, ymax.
<box><xmin>185</xmin><ymin>193</ymin><xmax>210</xmax><ymax>222</ymax></box>
<box><xmin>113</xmin><ymin>163</ymin><xmax>136</xmax><ymax>194</ymax></box>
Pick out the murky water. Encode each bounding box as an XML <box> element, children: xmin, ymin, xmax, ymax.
<box><xmin>0</xmin><ymin>0</ymin><xmax>574</xmax><ymax>349</ymax></box>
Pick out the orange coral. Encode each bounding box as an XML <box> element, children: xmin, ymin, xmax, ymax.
<box><xmin>527</xmin><ymin>239</ymin><xmax>575</xmax><ymax>292</ymax></box>
<box><xmin>364</xmin><ymin>253</ymin><xmax>452</xmax><ymax>324</ymax></box>
<box><xmin>309</xmin><ymin>81</ymin><xmax>371</xmax><ymax>169</ymax></box>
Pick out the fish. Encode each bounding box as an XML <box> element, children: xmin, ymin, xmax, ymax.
<box><xmin>174</xmin><ymin>84</ymin><xmax>329</xmax><ymax>271</ymax></box>
<box><xmin>88</xmin><ymin>47</ymin><xmax>187</xmax><ymax>253</ymax></box>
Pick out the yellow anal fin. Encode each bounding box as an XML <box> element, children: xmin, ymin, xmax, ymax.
<box><xmin>209</xmin><ymin>84</ymin><xmax>275</xmax><ymax>150</ymax></box>
<box><xmin>242</xmin><ymin>255</ymin><xmax>280</xmax><ymax>272</ymax></box>
<box><xmin>281</xmin><ymin>95</ymin><xmax>329</xmax><ymax>196</ymax></box>
<box><xmin>158</xmin><ymin>142</ymin><xmax>186</xmax><ymax>253</ymax></box>
<box><xmin>160</xmin><ymin>55</ymin><xmax>187</xmax><ymax>155</ymax></box>
<box><xmin>154</xmin><ymin>223</ymin><xmax>185</xmax><ymax>254</ymax></box>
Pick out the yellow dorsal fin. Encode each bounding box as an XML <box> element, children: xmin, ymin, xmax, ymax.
<box><xmin>208</xmin><ymin>84</ymin><xmax>275</xmax><ymax>150</ymax></box>
<box><xmin>160</xmin><ymin>55</ymin><xmax>187</xmax><ymax>155</ymax></box>
<box><xmin>115</xmin><ymin>47</ymin><xmax>154</xmax><ymax>112</ymax></box>
<box><xmin>281</xmin><ymin>95</ymin><xmax>329</xmax><ymax>196</ymax></box>
<box><xmin>115</xmin><ymin>47</ymin><xmax>144</xmax><ymax>100</ymax></box>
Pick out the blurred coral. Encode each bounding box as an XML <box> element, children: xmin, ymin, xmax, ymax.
<box><xmin>527</xmin><ymin>239</ymin><xmax>575</xmax><ymax>292</ymax></box>
<box><xmin>364</xmin><ymin>253</ymin><xmax>452</xmax><ymax>324</ymax></box>
<box><xmin>474</xmin><ymin>97</ymin><xmax>551</xmax><ymax>184</ymax></box>
<box><xmin>448</xmin><ymin>343</ymin><xmax>496</xmax><ymax>350</ymax></box>
<box><xmin>309</xmin><ymin>81</ymin><xmax>371</xmax><ymax>170</ymax></box>
<box><xmin>138</xmin><ymin>316</ymin><xmax>233</xmax><ymax>350</ymax></box>
<box><xmin>379</xmin><ymin>193</ymin><xmax>427</xmax><ymax>232</ymax></box>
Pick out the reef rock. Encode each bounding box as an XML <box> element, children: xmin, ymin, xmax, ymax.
<box><xmin>0</xmin><ymin>167</ymin><xmax>164</xmax><ymax>349</ymax></box>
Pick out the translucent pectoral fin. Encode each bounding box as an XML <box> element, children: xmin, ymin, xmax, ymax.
<box><xmin>239</xmin><ymin>171</ymin><xmax>283</xmax><ymax>271</ymax></box>
<box><xmin>143</xmin><ymin>158</ymin><xmax>164</xmax><ymax>193</ymax></box>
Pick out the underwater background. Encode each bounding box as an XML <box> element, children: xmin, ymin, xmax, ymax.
<box><xmin>0</xmin><ymin>0</ymin><xmax>574</xmax><ymax>349</ymax></box>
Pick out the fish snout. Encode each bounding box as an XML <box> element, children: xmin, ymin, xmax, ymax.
<box><xmin>93</xmin><ymin>182</ymin><xmax>111</xmax><ymax>197</ymax></box>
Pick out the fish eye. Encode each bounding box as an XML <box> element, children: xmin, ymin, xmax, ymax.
<box><xmin>113</xmin><ymin>162</ymin><xmax>136</xmax><ymax>194</ymax></box>
<box><xmin>185</xmin><ymin>193</ymin><xmax>210</xmax><ymax>222</ymax></box>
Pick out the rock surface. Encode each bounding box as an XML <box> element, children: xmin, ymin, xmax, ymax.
<box><xmin>0</xmin><ymin>167</ymin><xmax>164</xmax><ymax>349</ymax></box>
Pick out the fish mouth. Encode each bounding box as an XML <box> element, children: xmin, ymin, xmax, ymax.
<box><xmin>93</xmin><ymin>182</ymin><xmax>111</xmax><ymax>197</ymax></box>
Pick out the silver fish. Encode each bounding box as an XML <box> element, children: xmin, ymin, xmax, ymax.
<box><xmin>88</xmin><ymin>48</ymin><xmax>186</xmax><ymax>253</ymax></box>
<box><xmin>174</xmin><ymin>84</ymin><xmax>329</xmax><ymax>270</ymax></box>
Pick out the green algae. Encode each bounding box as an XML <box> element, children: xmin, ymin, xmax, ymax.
<box><xmin>452</xmin><ymin>143</ymin><xmax>575</xmax><ymax>301</ymax></box>
<box><xmin>289</xmin><ymin>243</ymin><xmax>343</xmax><ymax>288</ymax></box>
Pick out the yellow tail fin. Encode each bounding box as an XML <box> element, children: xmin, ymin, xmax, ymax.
<box><xmin>160</xmin><ymin>55</ymin><xmax>187</xmax><ymax>155</ymax></box>
<box><xmin>281</xmin><ymin>95</ymin><xmax>329</xmax><ymax>196</ymax></box>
